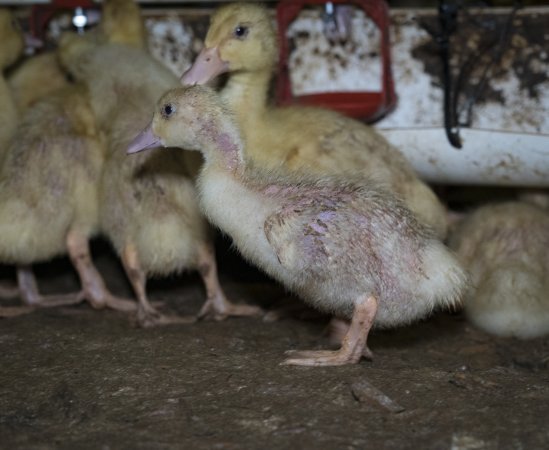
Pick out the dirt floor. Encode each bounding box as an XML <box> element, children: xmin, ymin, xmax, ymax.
<box><xmin>1</xmin><ymin>237</ymin><xmax>548</xmax><ymax>449</ymax></box>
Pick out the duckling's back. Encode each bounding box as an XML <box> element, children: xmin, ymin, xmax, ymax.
<box><xmin>8</xmin><ymin>52</ymin><xmax>70</xmax><ymax>113</ymax></box>
<box><xmin>0</xmin><ymin>85</ymin><xmax>104</xmax><ymax>264</ymax></box>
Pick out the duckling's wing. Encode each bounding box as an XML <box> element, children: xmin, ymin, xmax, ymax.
<box><xmin>263</xmin><ymin>193</ymin><xmax>363</xmax><ymax>277</ymax></box>
<box><xmin>263</xmin><ymin>183</ymin><xmax>429</xmax><ymax>279</ymax></box>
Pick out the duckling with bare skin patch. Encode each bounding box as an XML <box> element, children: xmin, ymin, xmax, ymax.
<box><xmin>449</xmin><ymin>202</ymin><xmax>549</xmax><ymax>339</ymax></box>
<box><xmin>182</xmin><ymin>2</ymin><xmax>448</xmax><ymax>239</ymax></box>
<box><xmin>128</xmin><ymin>85</ymin><xmax>468</xmax><ymax>366</ymax></box>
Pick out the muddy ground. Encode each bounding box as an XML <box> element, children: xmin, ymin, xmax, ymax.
<box><xmin>1</xmin><ymin>237</ymin><xmax>548</xmax><ymax>449</ymax></box>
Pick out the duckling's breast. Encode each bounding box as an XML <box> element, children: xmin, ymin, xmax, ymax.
<box><xmin>198</xmin><ymin>168</ymin><xmax>287</xmax><ymax>279</ymax></box>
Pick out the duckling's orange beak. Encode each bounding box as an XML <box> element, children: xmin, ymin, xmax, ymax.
<box><xmin>180</xmin><ymin>46</ymin><xmax>228</xmax><ymax>85</ymax></box>
<box><xmin>127</xmin><ymin>122</ymin><xmax>161</xmax><ymax>154</ymax></box>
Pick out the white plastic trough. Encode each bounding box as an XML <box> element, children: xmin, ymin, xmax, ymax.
<box><xmin>379</xmin><ymin>128</ymin><xmax>549</xmax><ymax>186</ymax></box>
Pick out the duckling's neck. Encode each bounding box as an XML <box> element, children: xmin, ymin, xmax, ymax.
<box><xmin>198</xmin><ymin>120</ymin><xmax>246</xmax><ymax>176</ymax></box>
<box><xmin>222</xmin><ymin>69</ymin><xmax>271</xmax><ymax>123</ymax></box>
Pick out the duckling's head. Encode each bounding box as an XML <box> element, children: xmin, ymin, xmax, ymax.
<box><xmin>57</xmin><ymin>32</ymin><xmax>98</xmax><ymax>78</ymax></box>
<box><xmin>128</xmin><ymin>85</ymin><xmax>244</xmax><ymax>170</ymax></box>
<box><xmin>0</xmin><ymin>9</ymin><xmax>24</xmax><ymax>70</ymax></box>
<box><xmin>182</xmin><ymin>3</ymin><xmax>277</xmax><ymax>85</ymax></box>
<box><xmin>100</xmin><ymin>0</ymin><xmax>147</xmax><ymax>48</ymax></box>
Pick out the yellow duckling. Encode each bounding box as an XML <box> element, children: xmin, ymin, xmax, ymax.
<box><xmin>128</xmin><ymin>85</ymin><xmax>468</xmax><ymax>365</ymax></box>
<box><xmin>59</xmin><ymin>35</ymin><xmax>261</xmax><ymax>327</ymax></box>
<box><xmin>0</xmin><ymin>8</ymin><xmax>24</xmax><ymax>151</ymax></box>
<box><xmin>0</xmin><ymin>83</ymin><xmax>136</xmax><ymax>316</ymax></box>
<box><xmin>449</xmin><ymin>202</ymin><xmax>549</xmax><ymax>339</ymax></box>
<box><xmin>7</xmin><ymin>0</ymin><xmax>145</xmax><ymax>115</ymax></box>
<box><xmin>0</xmin><ymin>0</ymin><xmax>152</xmax><ymax>317</ymax></box>
<box><xmin>98</xmin><ymin>0</ymin><xmax>147</xmax><ymax>49</ymax></box>
<box><xmin>182</xmin><ymin>3</ymin><xmax>448</xmax><ymax>238</ymax></box>
<box><xmin>0</xmin><ymin>8</ymin><xmax>26</xmax><ymax>301</ymax></box>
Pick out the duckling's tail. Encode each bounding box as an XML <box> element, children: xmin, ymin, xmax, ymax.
<box><xmin>466</xmin><ymin>265</ymin><xmax>549</xmax><ymax>339</ymax></box>
<box><xmin>418</xmin><ymin>240</ymin><xmax>469</xmax><ymax>314</ymax></box>
<box><xmin>404</xmin><ymin>182</ymin><xmax>448</xmax><ymax>240</ymax></box>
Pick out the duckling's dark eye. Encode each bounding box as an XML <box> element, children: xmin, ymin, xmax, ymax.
<box><xmin>233</xmin><ymin>25</ymin><xmax>249</xmax><ymax>39</ymax></box>
<box><xmin>161</xmin><ymin>103</ymin><xmax>175</xmax><ymax>118</ymax></box>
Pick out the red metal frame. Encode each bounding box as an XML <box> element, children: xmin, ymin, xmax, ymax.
<box><xmin>276</xmin><ymin>0</ymin><xmax>397</xmax><ymax>122</ymax></box>
<box><xmin>30</xmin><ymin>0</ymin><xmax>96</xmax><ymax>39</ymax></box>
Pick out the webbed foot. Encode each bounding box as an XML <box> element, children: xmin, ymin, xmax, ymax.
<box><xmin>198</xmin><ymin>293</ymin><xmax>263</xmax><ymax>321</ymax></box>
<box><xmin>282</xmin><ymin>295</ymin><xmax>378</xmax><ymax>367</ymax></box>
<box><xmin>137</xmin><ymin>301</ymin><xmax>196</xmax><ymax>328</ymax></box>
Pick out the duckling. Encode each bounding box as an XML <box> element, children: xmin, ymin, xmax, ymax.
<box><xmin>182</xmin><ymin>3</ymin><xmax>448</xmax><ymax>238</ymax></box>
<box><xmin>0</xmin><ymin>1</ymin><xmax>146</xmax><ymax>315</ymax></box>
<box><xmin>7</xmin><ymin>0</ymin><xmax>144</xmax><ymax>116</ymax></box>
<box><xmin>0</xmin><ymin>1</ymin><xmax>146</xmax><ymax>316</ymax></box>
<box><xmin>449</xmin><ymin>202</ymin><xmax>549</xmax><ymax>339</ymax></box>
<box><xmin>98</xmin><ymin>0</ymin><xmax>147</xmax><ymax>49</ymax></box>
<box><xmin>0</xmin><ymin>83</ymin><xmax>138</xmax><ymax>317</ymax></box>
<box><xmin>59</xmin><ymin>36</ymin><xmax>261</xmax><ymax>326</ymax></box>
<box><xmin>518</xmin><ymin>189</ymin><xmax>549</xmax><ymax>211</ymax></box>
<box><xmin>8</xmin><ymin>52</ymin><xmax>70</xmax><ymax>113</ymax></box>
<box><xmin>0</xmin><ymin>8</ymin><xmax>24</xmax><ymax>151</ymax></box>
<box><xmin>128</xmin><ymin>85</ymin><xmax>468</xmax><ymax>365</ymax></box>
<box><xmin>0</xmin><ymin>9</ymin><xmax>28</xmax><ymax>301</ymax></box>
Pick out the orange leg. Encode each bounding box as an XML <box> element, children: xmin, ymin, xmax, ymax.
<box><xmin>121</xmin><ymin>243</ymin><xmax>195</xmax><ymax>327</ymax></box>
<box><xmin>18</xmin><ymin>265</ymin><xmax>83</xmax><ymax>307</ymax></box>
<box><xmin>283</xmin><ymin>295</ymin><xmax>378</xmax><ymax>366</ymax></box>
<box><xmin>326</xmin><ymin>316</ymin><xmax>373</xmax><ymax>359</ymax></box>
<box><xmin>66</xmin><ymin>230</ymin><xmax>136</xmax><ymax>313</ymax></box>
<box><xmin>196</xmin><ymin>242</ymin><xmax>263</xmax><ymax>321</ymax></box>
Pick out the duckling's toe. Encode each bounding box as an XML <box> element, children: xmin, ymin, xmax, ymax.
<box><xmin>198</xmin><ymin>294</ymin><xmax>263</xmax><ymax>321</ymax></box>
<box><xmin>136</xmin><ymin>302</ymin><xmax>196</xmax><ymax>328</ymax></box>
<box><xmin>281</xmin><ymin>349</ymin><xmax>365</xmax><ymax>367</ymax></box>
<box><xmin>21</xmin><ymin>290</ymin><xmax>86</xmax><ymax>309</ymax></box>
<box><xmin>0</xmin><ymin>305</ymin><xmax>36</xmax><ymax>318</ymax></box>
<box><xmin>100</xmin><ymin>295</ymin><xmax>138</xmax><ymax>313</ymax></box>
<box><xmin>1</xmin><ymin>291</ymin><xmax>87</xmax><ymax>318</ymax></box>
